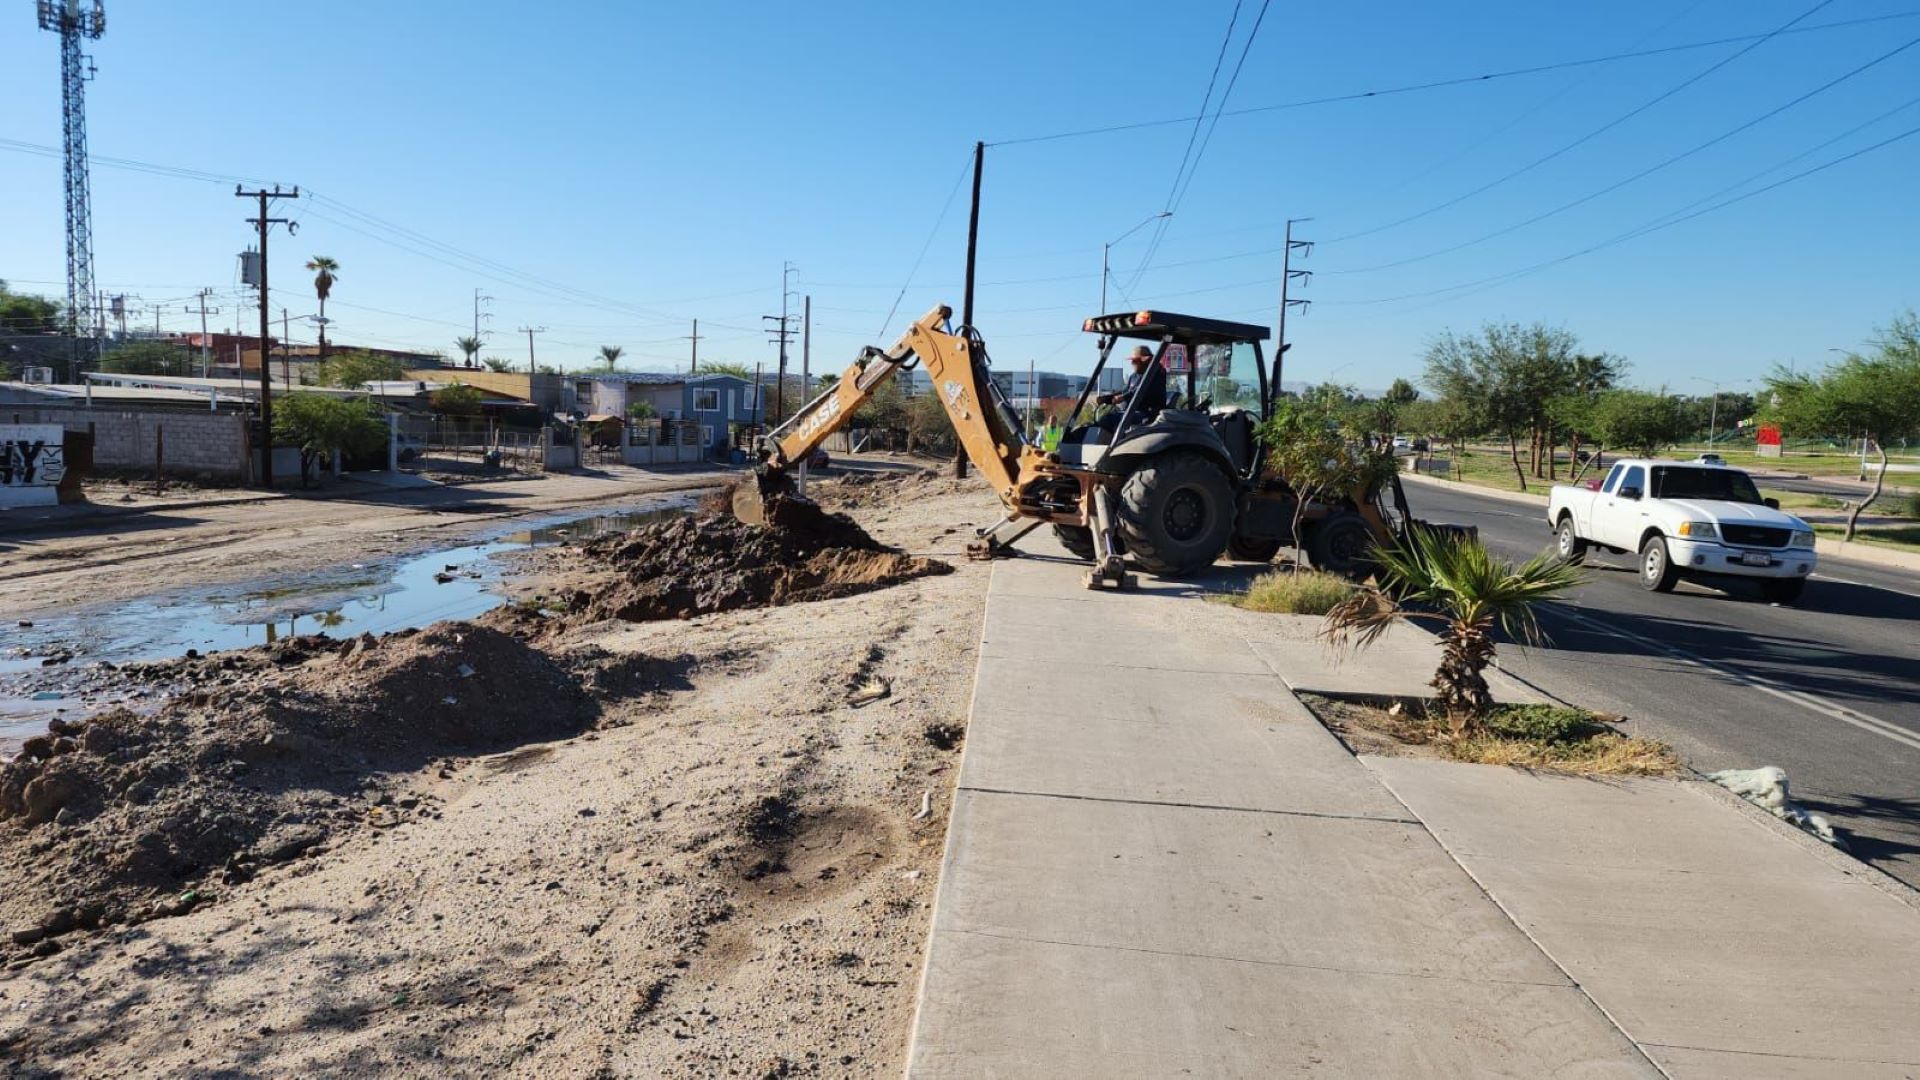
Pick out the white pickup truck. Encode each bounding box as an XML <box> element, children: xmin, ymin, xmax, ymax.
<box><xmin>1547</xmin><ymin>458</ymin><xmax>1817</xmax><ymax>603</ymax></box>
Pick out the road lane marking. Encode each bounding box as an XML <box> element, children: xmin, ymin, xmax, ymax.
<box><xmin>1548</xmin><ymin>605</ymin><xmax>1920</xmax><ymax>754</ymax></box>
<box><xmin>1812</xmin><ymin>573</ymin><xmax>1920</xmax><ymax>601</ymax></box>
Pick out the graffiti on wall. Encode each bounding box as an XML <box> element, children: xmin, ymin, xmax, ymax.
<box><xmin>0</xmin><ymin>425</ymin><xmax>69</xmax><ymax>508</ymax></box>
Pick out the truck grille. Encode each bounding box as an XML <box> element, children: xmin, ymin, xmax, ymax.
<box><xmin>1720</xmin><ymin>524</ymin><xmax>1789</xmax><ymax>548</ymax></box>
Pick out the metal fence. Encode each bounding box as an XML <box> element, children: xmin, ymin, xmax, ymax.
<box><xmin>396</xmin><ymin>415</ymin><xmax>545</xmax><ymax>474</ymax></box>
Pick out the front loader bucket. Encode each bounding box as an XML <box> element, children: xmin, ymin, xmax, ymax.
<box><xmin>729</xmin><ymin>467</ymin><xmax>798</xmax><ymax>528</ymax></box>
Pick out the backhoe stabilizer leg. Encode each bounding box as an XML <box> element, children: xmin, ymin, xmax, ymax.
<box><xmin>1084</xmin><ymin>486</ymin><xmax>1134</xmax><ymax>590</ymax></box>
<box><xmin>967</xmin><ymin>515</ymin><xmax>1042</xmax><ymax>561</ymax></box>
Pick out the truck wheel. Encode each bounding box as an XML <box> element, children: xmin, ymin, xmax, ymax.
<box><xmin>1639</xmin><ymin>535</ymin><xmax>1679</xmax><ymax>592</ymax></box>
<box><xmin>1052</xmin><ymin>524</ymin><xmax>1096</xmax><ymax>562</ymax></box>
<box><xmin>1762</xmin><ymin>578</ymin><xmax>1806</xmax><ymax>605</ymax></box>
<box><xmin>1116</xmin><ymin>451</ymin><xmax>1235</xmax><ymax>575</ymax></box>
<box><xmin>1226</xmin><ymin>534</ymin><xmax>1282</xmax><ymax>563</ymax></box>
<box><xmin>1308</xmin><ymin>511</ymin><xmax>1380</xmax><ymax>580</ymax></box>
<box><xmin>1555</xmin><ymin>515</ymin><xmax>1587</xmax><ymax>565</ymax></box>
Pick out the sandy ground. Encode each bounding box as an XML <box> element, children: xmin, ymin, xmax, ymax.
<box><xmin>0</xmin><ymin>464</ymin><xmax>736</xmax><ymax>620</ymax></box>
<box><xmin>0</xmin><ymin>469</ymin><xmax>998</xmax><ymax>1078</ymax></box>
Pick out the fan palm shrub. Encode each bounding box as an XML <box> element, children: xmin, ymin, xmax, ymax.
<box><xmin>1323</xmin><ymin>527</ymin><xmax>1583</xmax><ymax>726</ymax></box>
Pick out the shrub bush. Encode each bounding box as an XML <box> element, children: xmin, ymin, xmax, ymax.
<box><xmin>1238</xmin><ymin>570</ymin><xmax>1355</xmax><ymax>615</ymax></box>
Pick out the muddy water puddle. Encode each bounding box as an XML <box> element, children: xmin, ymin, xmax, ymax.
<box><xmin>1</xmin><ymin>501</ymin><xmax>691</xmax><ymax>752</ymax></box>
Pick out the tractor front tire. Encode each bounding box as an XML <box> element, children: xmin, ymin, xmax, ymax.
<box><xmin>1116</xmin><ymin>451</ymin><xmax>1235</xmax><ymax>575</ymax></box>
<box><xmin>1053</xmin><ymin>524</ymin><xmax>1097</xmax><ymax>562</ymax></box>
<box><xmin>1307</xmin><ymin>511</ymin><xmax>1380</xmax><ymax>580</ymax></box>
<box><xmin>1226</xmin><ymin>534</ymin><xmax>1283</xmax><ymax>563</ymax></box>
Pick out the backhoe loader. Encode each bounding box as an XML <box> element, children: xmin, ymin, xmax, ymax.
<box><xmin>735</xmin><ymin>304</ymin><xmax>1437</xmax><ymax>588</ymax></box>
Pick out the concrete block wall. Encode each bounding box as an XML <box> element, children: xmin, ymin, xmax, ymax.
<box><xmin>1</xmin><ymin>406</ymin><xmax>249</xmax><ymax>478</ymax></box>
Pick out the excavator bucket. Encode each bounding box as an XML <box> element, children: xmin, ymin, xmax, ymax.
<box><xmin>728</xmin><ymin>467</ymin><xmax>798</xmax><ymax>528</ymax></box>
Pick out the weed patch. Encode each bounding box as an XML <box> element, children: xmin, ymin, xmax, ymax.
<box><xmin>1233</xmin><ymin>570</ymin><xmax>1355</xmax><ymax>615</ymax></box>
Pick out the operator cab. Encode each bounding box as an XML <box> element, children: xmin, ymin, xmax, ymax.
<box><xmin>1055</xmin><ymin>310</ymin><xmax>1272</xmax><ymax>481</ymax></box>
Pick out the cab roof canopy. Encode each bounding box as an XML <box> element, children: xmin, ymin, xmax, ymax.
<box><xmin>1082</xmin><ymin>310</ymin><xmax>1271</xmax><ymax>345</ymax></box>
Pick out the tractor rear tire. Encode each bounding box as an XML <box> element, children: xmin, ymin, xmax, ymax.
<box><xmin>1116</xmin><ymin>451</ymin><xmax>1236</xmax><ymax>575</ymax></box>
<box><xmin>1307</xmin><ymin>511</ymin><xmax>1379</xmax><ymax>580</ymax></box>
<box><xmin>1226</xmin><ymin>534</ymin><xmax>1283</xmax><ymax>563</ymax></box>
<box><xmin>1053</xmin><ymin>524</ymin><xmax>1097</xmax><ymax>562</ymax></box>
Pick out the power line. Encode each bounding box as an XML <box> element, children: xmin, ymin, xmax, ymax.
<box><xmin>874</xmin><ymin>152</ymin><xmax>974</xmax><ymax>339</ymax></box>
<box><xmin>1126</xmin><ymin>0</ymin><xmax>1273</xmax><ymax>296</ymax></box>
<box><xmin>1324</xmin><ymin>119</ymin><xmax>1920</xmax><ymax>309</ymax></box>
<box><xmin>1370</xmin><ymin>0</ymin><xmax>1711</xmax><ymax>197</ymax></box>
<box><xmin>1327</xmin><ymin>30</ymin><xmax>1920</xmax><ymax>274</ymax></box>
<box><xmin>983</xmin><ymin>6</ymin><xmax>1914</xmax><ymax>148</ymax></box>
<box><xmin>1320</xmin><ymin>0</ymin><xmax>1837</xmax><ymax>245</ymax></box>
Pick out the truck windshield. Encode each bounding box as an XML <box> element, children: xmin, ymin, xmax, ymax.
<box><xmin>1652</xmin><ymin>466</ymin><xmax>1763</xmax><ymax>504</ymax></box>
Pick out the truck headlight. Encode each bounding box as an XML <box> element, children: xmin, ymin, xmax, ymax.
<box><xmin>1790</xmin><ymin>530</ymin><xmax>1816</xmax><ymax>549</ymax></box>
<box><xmin>1676</xmin><ymin>521</ymin><xmax>1718</xmax><ymax>539</ymax></box>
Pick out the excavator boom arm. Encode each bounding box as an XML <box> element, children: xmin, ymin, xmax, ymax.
<box><xmin>754</xmin><ymin>304</ymin><xmax>1025</xmax><ymax>498</ymax></box>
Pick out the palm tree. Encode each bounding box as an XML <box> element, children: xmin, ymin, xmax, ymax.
<box><xmin>455</xmin><ymin>335</ymin><xmax>483</xmax><ymax>368</ymax></box>
<box><xmin>306</xmin><ymin>256</ymin><xmax>339</xmax><ymax>361</ymax></box>
<box><xmin>598</xmin><ymin>345</ymin><xmax>625</xmax><ymax>370</ymax></box>
<box><xmin>1323</xmin><ymin>528</ymin><xmax>1583</xmax><ymax>723</ymax></box>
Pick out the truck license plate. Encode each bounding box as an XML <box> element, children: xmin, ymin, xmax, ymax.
<box><xmin>1740</xmin><ymin>552</ymin><xmax>1772</xmax><ymax>566</ymax></box>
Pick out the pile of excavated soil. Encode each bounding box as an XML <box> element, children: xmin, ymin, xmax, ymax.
<box><xmin>0</xmin><ymin>622</ymin><xmax>594</xmax><ymax>963</ymax></box>
<box><xmin>553</xmin><ymin>496</ymin><xmax>952</xmax><ymax>624</ymax></box>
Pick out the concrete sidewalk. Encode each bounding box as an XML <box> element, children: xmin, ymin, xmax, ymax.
<box><xmin>907</xmin><ymin>540</ymin><xmax>1920</xmax><ymax>1077</ymax></box>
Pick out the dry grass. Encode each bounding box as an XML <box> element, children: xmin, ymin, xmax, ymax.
<box><xmin>1306</xmin><ymin>696</ymin><xmax>1684</xmax><ymax>778</ymax></box>
<box><xmin>1234</xmin><ymin>569</ymin><xmax>1356</xmax><ymax>615</ymax></box>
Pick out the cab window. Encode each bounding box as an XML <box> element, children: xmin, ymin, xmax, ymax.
<box><xmin>1601</xmin><ymin>464</ymin><xmax>1624</xmax><ymax>494</ymax></box>
<box><xmin>1620</xmin><ymin>465</ymin><xmax>1646</xmax><ymax>497</ymax></box>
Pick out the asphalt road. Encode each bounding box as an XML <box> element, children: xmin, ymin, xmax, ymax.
<box><xmin>1407</xmin><ymin>481</ymin><xmax>1920</xmax><ymax>888</ymax></box>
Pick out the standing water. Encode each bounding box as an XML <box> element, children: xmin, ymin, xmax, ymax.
<box><xmin>0</xmin><ymin>501</ymin><xmax>691</xmax><ymax>753</ymax></box>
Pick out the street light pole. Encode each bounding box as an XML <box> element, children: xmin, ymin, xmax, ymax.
<box><xmin>1101</xmin><ymin>211</ymin><xmax>1172</xmax><ymax>315</ymax></box>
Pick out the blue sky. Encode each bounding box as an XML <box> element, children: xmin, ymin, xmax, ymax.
<box><xmin>2</xmin><ymin>0</ymin><xmax>1916</xmax><ymax>395</ymax></box>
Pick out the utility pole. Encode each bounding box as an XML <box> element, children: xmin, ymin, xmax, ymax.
<box><xmin>282</xmin><ymin>307</ymin><xmax>292</xmax><ymax>392</ymax></box>
<box><xmin>685</xmin><ymin>318</ymin><xmax>703</xmax><ymax>374</ymax></box>
<box><xmin>237</xmin><ymin>185</ymin><xmax>298</xmax><ymax>489</ymax></box>
<box><xmin>762</xmin><ymin>262</ymin><xmax>798</xmax><ymax>423</ymax></box>
<box><xmin>1273</xmin><ymin>217</ymin><xmax>1313</xmax><ymax>410</ymax></box>
<box><xmin>517</xmin><ymin>325</ymin><xmax>545</xmax><ymax>374</ymax></box>
<box><xmin>184</xmin><ymin>289</ymin><xmax>219</xmax><ymax>377</ymax></box>
<box><xmin>473</xmin><ymin>289</ymin><xmax>493</xmax><ymax>353</ymax></box>
<box><xmin>955</xmin><ymin>140</ymin><xmax>985</xmax><ymax>480</ymax></box>
<box><xmin>800</xmin><ymin>298</ymin><xmax>810</xmax><ymax>395</ymax></box>
<box><xmin>39</xmin><ymin>0</ymin><xmax>106</xmax><ymax>380</ymax></box>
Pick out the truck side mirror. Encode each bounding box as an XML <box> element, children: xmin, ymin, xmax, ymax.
<box><xmin>1764</xmin><ymin>497</ymin><xmax>1780</xmax><ymax>510</ymax></box>
<box><xmin>1618</xmin><ymin>485</ymin><xmax>1641</xmax><ymax>500</ymax></box>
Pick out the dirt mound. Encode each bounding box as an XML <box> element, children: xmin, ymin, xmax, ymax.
<box><xmin>561</xmin><ymin>503</ymin><xmax>952</xmax><ymax>624</ymax></box>
<box><xmin>0</xmin><ymin>623</ymin><xmax>595</xmax><ymax>959</ymax></box>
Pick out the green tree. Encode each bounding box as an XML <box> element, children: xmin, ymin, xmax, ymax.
<box><xmin>1324</xmin><ymin>529</ymin><xmax>1584</xmax><ymax>723</ymax></box>
<box><xmin>1425</xmin><ymin>323</ymin><xmax>1590</xmax><ymax>490</ymax></box>
<box><xmin>906</xmin><ymin>388</ymin><xmax>956</xmax><ymax>454</ymax></box>
<box><xmin>481</xmin><ymin>356</ymin><xmax>515</xmax><ymax>373</ymax></box>
<box><xmin>306</xmin><ymin>256</ymin><xmax>339</xmax><ymax>357</ymax></box>
<box><xmin>1365</xmin><ymin>378</ymin><xmax>1421</xmax><ymax>441</ymax></box>
<box><xmin>98</xmin><ymin>341</ymin><xmax>194</xmax><ymax>376</ymax></box>
<box><xmin>272</xmin><ymin>392</ymin><xmax>387</xmax><ymax>486</ymax></box>
<box><xmin>1587</xmin><ymin>389</ymin><xmax>1691</xmax><ymax>459</ymax></box>
<box><xmin>700</xmin><ymin>360</ymin><xmax>755</xmax><ymax>381</ymax></box>
<box><xmin>316</xmin><ymin>350</ymin><xmax>408</xmax><ymax>388</ymax></box>
<box><xmin>455</xmin><ymin>335</ymin><xmax>483</xmax><ymax>368</ymax></box>
<box><xmin>431</xmin><ymin>382</ymin><xmax>484</xmax><ymax>416</ymax></box>
<box><xmin>1766</xmin><ymin>312</ymin><xmax>1920</xmax><ymax>540</ymax></box>
<box><xmin>0</xmin><ymin>282</ymin><xmax>61</xmax><ymax>334</ymax></box>
<box><xmin>1258</xmin><ymin>394</ymin><xmax>1393</xmax><ymax>567</ymax></box>
<box><xmin>626</xmin><ymin>399</ymin><xmax>657</xmax><ymax>420</ymax></box>
<box><xmin>597</xmin><ymin>345</ymin><xmax>625</xmax><ymax>370</ymax></box>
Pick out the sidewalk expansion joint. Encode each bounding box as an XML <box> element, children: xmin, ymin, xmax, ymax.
<box><xmin>958</xmin><ymin>784</ymin><xmax>1418</xmax><ymax>825</ymax></box>
<box><xmin>941</xmin><ymin>927</ymin><xmax>1575</xmax><ymax>989</ymax></box>
<box><xmin>1638</xmin><ymin>1042</ymin><xmax>1920</xmax><ymax>1068</ymax></box>
<box><xmin>975</xmin><ymin>652</ymin><xmax>1271</xmax><ymax>679</ymax></box>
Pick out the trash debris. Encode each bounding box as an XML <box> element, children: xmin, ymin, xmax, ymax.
<box><xmin>849</xmin><ymin>677</ymin><xmax>890</xmax><ymax>707</ymax></box>
<box><xmin>1707</xmin><ymin>766</ymin><xmax>1844</xmax><ymax>848</ymax></box>
<box><xmin>911</xmin><ymin>790</ymin><xmax>932</xmax><ymax>821</ymax></box>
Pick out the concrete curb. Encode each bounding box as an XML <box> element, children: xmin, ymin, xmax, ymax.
<box><xmin>1401</xmin><ymin>470</ymin><xmax>1920</xmax><ymax>574</ymax></box>
<box><xmin>1400</xmin><ymin>470</ymin><xmax>1547</xmax><ymax>511</ymax></box>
